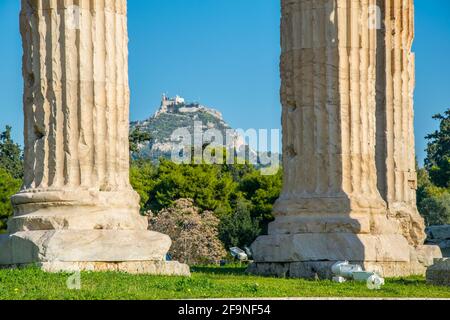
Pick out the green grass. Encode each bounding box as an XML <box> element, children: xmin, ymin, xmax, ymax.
<box><xmin>0</xmin><ymin>266</ymin><xmax>448</xmax><ymax>300</ymax></box>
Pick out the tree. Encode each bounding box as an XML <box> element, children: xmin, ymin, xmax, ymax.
<box><xmin>219</xmin><ymin>199</ymin><xmax>261</xmax><ymax>249</ymax></box>
<box><xmin>417</xmin><ymin>166</ymin><xmax>435</xmax><ymax>206</ymax></box>
<box><xmin>129</xmin><ymin>127</ymin><xmax>152</xmax><ymax>154</ymax></box>
<box><xmin>417</xmin><ymin>108</ymin><xmax>450</xmax><ymax>225</ymax></box>
<box><xmin>419</xmin><ymin>192</ymin><xmax>450</xmax><ymax>226</ymax></box>
<box><xmin>148</xmin><ymin>159</ymin><xmax>237</xmax><ymax>215</ymax></box>
<box><xmin>417</xmin><ymin>166</ymin><xmax>449</xmax><ymax>226</ymax></box>
<box><xmin>128</xmin><ymin>157</ymin><xmax>281</xmax><ymax>250</ymax></box>
<box><xmin>0</xmin><ymin>168</ymin><xmax>21</xmax><ymax>231</ymax></box>
<box><xmin>130</xmin><ymin>160</ymin><xmax>157</xmax><ymax>211</ymax></box>
<box><xmin>425</xmin><ymin>108</ymin><xmax>450</xmax><ymax>188</ymax></box>
<box><xmin>0</xmin><ymin>126</ymin><xmax>23</xmax><ymax>180</ymax></box>
<box><xmin>237</xmin><ymin>167</ymin><xmax>282</xmax><ymax>225</ymax></box>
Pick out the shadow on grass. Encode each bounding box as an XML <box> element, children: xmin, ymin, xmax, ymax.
<box><xmin>390</xmin><ymin>276</ymin><xmax>426</xmax><ymax>286</ymax></box>
<box><xmin>191</xmin><ymin>265</ymin><xmax>248</xmax><ymax>276</ymax></box>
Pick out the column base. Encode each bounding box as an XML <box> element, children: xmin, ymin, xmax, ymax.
<box><xmin>387</xmin><ymin>202</ymin><xmax>427</xmax><ymax>247</ymax></box>
<box><xmin>249</xmin><ymin>233</ymin><xmax>442</xmax><ymax>278</ymax></box>
<box><xmin>9</xmin><ymin>189</ymin><xmax>148</xmax><ymax>232</ymax></box>
<box><xmin>0</xmin><ymin>230</ymin><xmax>190</xmax><ymax>276</ymax></box>
<box><xmin>247</xmin><ymin>261</ymin><xmax>413</xmax><ymax>279</ymax></box>
<box><xmin>251</xmin><ymin>233</ymin><xmax>411</xmax><ymax>263</ymax></box>
<box><xmin>7</xmin><ymin>210</ymin><xmax>148</xmax><ymax>233</ymax></box>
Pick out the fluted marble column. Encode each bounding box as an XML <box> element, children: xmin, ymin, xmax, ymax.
<box><xmin>250</xmin><ymin>0</ymin><xmax>414</xmax><ymax>278</ymax></box>
<box><xmin>9</xmin><ymin>0</ymin><xmax>149</xmax><ymax>232</ymax></box>
<box><xmin>21</xmin><ymin>0</ymin><xmax>130</xmax><ymax>192</ymax></box>
<box><xmin>0</xmin><ymin>0</ymin><xmax>190</xmax><ymax>275</ymax></box>
<box><xmin>376</xmin><ymin>0</ymin><xmax>426</xmax><ymax>246</ymax></box>
<box><xmin>277</xmin><ymin>0</ymin><xmax>384</xmax><ymax>217</ymax></box>
<box><xmin>15</xmin><ymin>0</ymin><xmax>137</xmax><ymax>221</ymax></box>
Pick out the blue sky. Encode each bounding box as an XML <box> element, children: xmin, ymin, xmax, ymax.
<box><xmin>0</xmin><ymin>0</ymin><xmax>449</xmax><ymax>165</ymax></box>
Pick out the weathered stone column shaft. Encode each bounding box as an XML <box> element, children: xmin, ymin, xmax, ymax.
<box><xmin>20</xmin><ymin>0</ymin><xmax>130</xmax><ymax>192</ymax></box>
<box><xmin>11</xmin><ymin>0</ymin><xmax>140</xmax><ymax>226</ymax></box>
<box><xmin>279</xmin><ymin>0</ymin><xmax>384</xmax><ymax>215</ymax></box>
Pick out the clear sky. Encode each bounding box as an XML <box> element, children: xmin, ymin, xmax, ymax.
<box><xmin>0</xmin><ymin>0</ymin><xmax>449</xmax><ymax>165</ymax></box>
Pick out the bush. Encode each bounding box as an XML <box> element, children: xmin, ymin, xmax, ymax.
<box><xmin>148</xmin><ymin>199</ymin><xmax>227</xmax><ymax>265</ymax></box>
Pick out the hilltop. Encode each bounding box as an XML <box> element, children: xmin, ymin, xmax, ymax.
<box><xmin>130</xmin><ymin>95</ymin><xmax>245</xmax><ymax>161</ymax></box>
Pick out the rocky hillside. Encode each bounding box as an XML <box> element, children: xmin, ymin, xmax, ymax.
<box><xmin>130</xmin><ymin>95</ymin><xmax>244</xmax><ymax>161</ymax></box>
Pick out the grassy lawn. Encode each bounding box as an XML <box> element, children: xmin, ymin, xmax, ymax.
<box><xmin>0</xmin><ymin>266</ymin><xmax>448</xmax><ymax>300</ymax></box>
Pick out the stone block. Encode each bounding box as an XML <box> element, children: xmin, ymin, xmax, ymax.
<box><xmin>415</xmin><ymin>245</ymin><xmax>443</xmax><ymax>267</ymax></box>
<box><xmin>0</xmin><ymin>235</ymin><xmax>12</xmax><ymax>265</ymax></box>
<box><xmin>426</xmin><ymin>259</ymin><xmax>450</xmax><ymax>286</ymax></box>
<box><xmin>427</xmin><ymin>225</ymin><xmax>450</xmax><ymax>241</ymax></box>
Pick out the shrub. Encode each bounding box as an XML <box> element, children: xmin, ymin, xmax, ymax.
<box><xmin>148</xmin><ymin>199</ymin><xmax>227</xmax><ymax>265</ymax></box>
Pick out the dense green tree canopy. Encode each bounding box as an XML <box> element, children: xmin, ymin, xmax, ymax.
<box><xmin>237</xmin><ymin>168</ymin><xmax>283</xmax><ymax>223</ymax></box>
<box><xmin>417</xmin><ymin>108</ymin><xmax>450</xmax><ymax>226</ymax></box>
<box><xmin>425</xmin><ymin>108</ymin><xmax>450</xmax><ymax>188</ymax></box>
<box><xmin>219</xmin><ymin>199</ymin><xmax>261</xmax><ymax>249</ymax></box>
<box><xmin>0</xmin><ymin>168</ymin><xmax>21</xmax><ymax>231</ymax></box>
<box><xmin>130</xmin><ymin>159</ymin><xmax>157</xmax><ymax>209</ymax></box>
<box><xmin>129</xmin><ymin>127</ymin><xmax>153</xmax><ymax>154</ymax></box>
<box><xmin>149</xmin><ymin>159</ymin><xmax>237</xmax><ymax>214</ymax></box>
<box><xmin>0</xmin><ymin>126</ymin><xmax>23</xmax><ymax>180</ymax></box>
<box><xmin>129</xmin><ymin>158</ymin><xmax>282</xmax><ymax>249</ymax></box>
